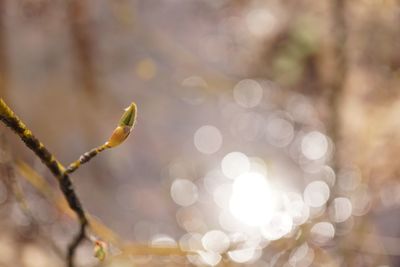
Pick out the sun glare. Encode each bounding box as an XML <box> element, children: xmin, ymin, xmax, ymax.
<box><xmin>229</xmin><ymin>172</ymin><xmax>276</xmax><ymax>227</ymax></box>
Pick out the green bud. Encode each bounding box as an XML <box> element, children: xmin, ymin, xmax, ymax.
<box><xmin>94</xmin><ymin>240</ymin><xmax>107</xmax><ymax>261</ymax></box>
<box><xmin>105</xmin><ymin>102</ymin><xmax>137</xmax><ymax>148</ymax></box>
<box><xmin>119</xmin><ymin>102</ymin><xmax>137</xmax><ymax>128</ymax></box>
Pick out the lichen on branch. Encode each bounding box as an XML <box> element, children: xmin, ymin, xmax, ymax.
<box><xmin>0</xmin><ymin>98</ymin><xmax>88</xmax><ymax>267</ymax></box>
<box><xmin>0</xmin><ymin>98</ymin><xmax>137</xmax><ymax>267</ymax></box>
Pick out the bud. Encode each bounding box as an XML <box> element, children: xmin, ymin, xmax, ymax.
<box><xmin>106</xmin><ymin>102</ymin><xmax>137</xmax><ymax>148</ymax></box>
<box><xmin>119</xmin><ymin>102</ymin><xmax>137</xmax><ymax>128</ymax></box>
<box><xmin>94</xmin><ymin>240</ymin><xmax>107</xmax><ymax>261</ymax></box>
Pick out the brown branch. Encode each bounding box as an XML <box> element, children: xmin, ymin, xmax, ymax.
<box><xmin>0</xmin><ymin>99</ymin><xmax>137</xmax><ymax>265</ymax></box>
<box><xmin>66</xmin><ymin>102</ymin><xmax>137</xmax><ymax>175</ymax></box>
<box><xmin>67</xmin><ymin>0</ymin><xmax>97</xmax><ymax>95</ymax></box>
<box><xmin>0</xmin><ymin>0</ymin><xmax>8</xmax><ymax>99</ymax></box>
<box><xmin>328</xmin><ymin>0</ymin><xmax>348</xmax><ymax>171</ymax></box>
<box><xmin>66</xmin><ymin>143</ymin><xmax>109</xmax><ymax>174</ymax></box>
<box><xmin>0</xmin><ymin>98</ymin><xmax>88</xmax><ymax>267</ymax></box>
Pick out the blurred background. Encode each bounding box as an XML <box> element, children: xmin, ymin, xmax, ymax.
<box><xmin>1</xmin><ymin>0</ymin><xmax>400</xmax><ymax>266</ymax></box>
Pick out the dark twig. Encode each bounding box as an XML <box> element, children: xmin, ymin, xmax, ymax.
<box><xmin>0</xmin><ymin>99</ymin><xmax>137</xmax><ymax>266</ymax></box>
<box><xmin>0</xmin><ymin>98</ymin><xmax>88</xmax><ymax>267</ymax></box>
<box><xmin>67</xmin><ymin>220</ymin><xmax>88</xmax><ymax>267</ymax></box>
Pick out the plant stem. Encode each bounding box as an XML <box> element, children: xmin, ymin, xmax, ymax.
<box><xmin>66</xmin><ymin>143</ymin><xmax>109</xmax><ymax>174</ymax></box>
<box><xmin>0</xmin><ymin>98</ymin><xmax>88</xmax><ymax>267</ymax></box>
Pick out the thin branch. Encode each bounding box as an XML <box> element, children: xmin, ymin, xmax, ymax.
<box><xmin>0</xmin><ymin>99</ymin><xmax>137</xmax><ymax>266</ymax></box>
<box><xmin>67</xmin><ymin>220</ymin><xmax>88</xmax><ymax>266</ymax></box>
<box><xmin>66</xmin><ymin>143</ymin><xmax>109</xmax><ymax>174</ymax></box>
<box><xmin>66</xmin><ymin>102</ymin><xmax>137</xmax><ymax>174</ymax></box>
<box><xmin>0</xmin><ymin>98</ymin><xmax>88</xmax><ymax>267</ymax></box>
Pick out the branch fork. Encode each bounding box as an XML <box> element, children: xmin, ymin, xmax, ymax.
<box><xmin>0</xmin><ymin>99</ymin><xmax>137</xmax><ymax>267</ymax></box>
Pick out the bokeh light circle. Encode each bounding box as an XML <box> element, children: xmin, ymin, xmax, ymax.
<box><xmin>170</xmin><ymin>179</ymin><xmax>199</xmax><ymax>206</ymax></box>
<box><xmin>233</xmin><ymin>79</ymin><xmax>263</xmax><ymax>108</ymax></box>
<box><xmin>194</xmin><ymin>125</ymin><xmax>223</xmax><ymax>154</ymax></box>
<box><xmin>303</xmin><ymin>181</ymin><xmax>330</xmax><ymax>208</ymax></box>
<box><xmin>221</xmin><ymin>152</ymin><xmax>250</xmax><ymax>179</ymax></box>
<box><xmin>310</xmin><ymin>222</ymin><xmax>335</xmax><ymax>245</ymax></box>
<box><xmin>202</xmin><ymin>230</ymin><xmax>230</xmax><ymax>254</ymax></box>
<box><xmin>301</xmin><ymin>131</ymin><xmax>328</xmax><ymax>160</ymax></box>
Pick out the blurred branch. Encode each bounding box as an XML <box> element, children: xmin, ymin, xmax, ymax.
<box><xmin>328</xmin><ymin>0</ymin><xmax>348</xmax><ymax>170</ymax></box>
<box><xmin>0</xmin><ymin>0</ymin><xmax>8</xmax><ymax>99</ymax></box>
<box><xmin>67</xmin><ymin>0</ymin><xmax>97</xmax><ymax>95</ymax></box>
<box><xmin>0</xmin><ymin>98</ymin><xmax>88</xmax><ymax>267</ymax></box>
<box><xmin>17</xmin><ymin>160</ymin><xmax>191</xmax><ymax>258</ymax></box>
<box><xmin>17</xmin><ymin>160</ymin><xmax>122</xmax><ymax>245</ymax></box>
<box><xmin>10</xmin><ymin>167</ymin><xmax>65</xmax><ymax>259</ymax></box>
<box><xmin>120</xmin><ymin>244</ymin><xmax>188</xmax><ymax>257</ymax></box>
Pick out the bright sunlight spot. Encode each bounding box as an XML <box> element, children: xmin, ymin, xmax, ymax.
<box><xmin>229</xmin><ymin>172</ymin><xmax>276</xmax><ymax>226</ymax></box>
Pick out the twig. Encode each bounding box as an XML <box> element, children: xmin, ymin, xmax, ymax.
<box><xmin>0</xmin><ymin>99</ymin><xmax>137</xmax><ymax>266</ymax></box>
<box><xmin>66</xmin><ymin>144</ymin><xmax>109</xmax><ymax>174</ymax></box>
<box><xmin>66</xmin><ymin>102</ymin><xmax>137</xmax><ymax>174</ymax></box>
<box><xmin>0</xmin><ymin>98</ymin><xmax>88</xmax><ymax>267</ymax></box>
